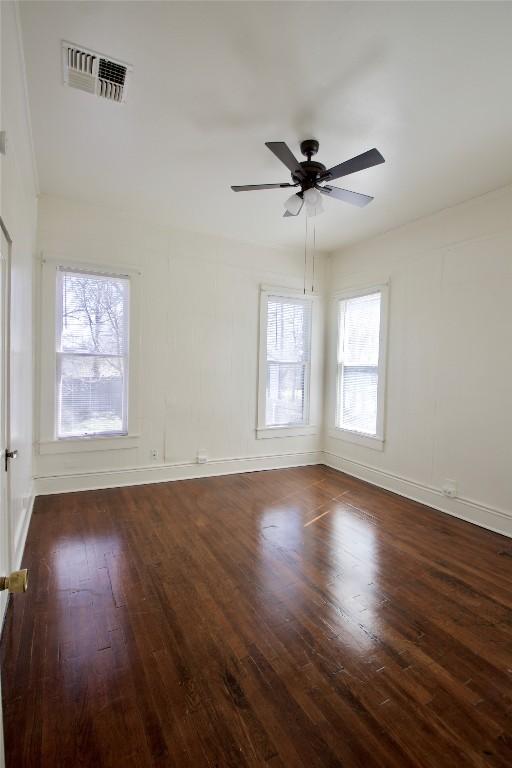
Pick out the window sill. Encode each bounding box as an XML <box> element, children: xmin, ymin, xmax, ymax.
<box><xmin>37</xmin><ymin>434</ymin><xmax>140</xmax><ymax>455</ymax></box>
<box><xmin>328</xmin><ymin>428</ymin><xmax>384</xmax><ymax>451</ymax></box>
<box><xmin>256</xmin><ymin>425</ymin><xmax>318</xmax><ymax>439</ymax></box>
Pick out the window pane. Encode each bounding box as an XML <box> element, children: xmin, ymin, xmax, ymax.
<box><xmin>59</xmin><ymin>271</ymin><xmax>129</xmax><ymax>355</ymax></box>
<box><xmin>266</xmin><ymin>363</ymin><xmax>305</xmax><ymax>426</ymax></box>
<box><xmin>339</xmin><ymin>365</ymin><xmax>378</xmax><ymax>435</ymax></box>
<box><xmin>264</xmin><ymin>295</ymin><xmax>311</xmax><ymax>428</ymax></box>
<box><xmin>58</xmin><ymin>355</ymin><xmax>126</xmax><ymax>437</ymax></box>
<box><xmin>337</xmin><ymin>291</ymin><xmax>382</xmax><ymax>437</ymax></box>
<box><xmin>341</xmin><ymin>292</ymin><xmax>380</xmax><ymax>366</ymax></box>
<box><xmin>267</xmin><ymin>298</ymin><xmax>310</xmax><ymax>363</ymax></box>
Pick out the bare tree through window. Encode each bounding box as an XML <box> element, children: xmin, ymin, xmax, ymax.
<box><xmin>57</xmin><ymin>270</ymin><xmax>129</xmax><ymax>437</ymax></box>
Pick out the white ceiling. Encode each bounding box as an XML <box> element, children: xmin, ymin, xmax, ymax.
<box><xmin>19</xmin><ymin>1</ymin><xmax>512</xmax><ymax>253</ymax></box>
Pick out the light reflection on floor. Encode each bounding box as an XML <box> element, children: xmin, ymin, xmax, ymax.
<box><xmin>255</xmin><ymin>495</ymin><xmax>380</xmax><ymax>655</ymax></box>
<box><xmin>326</xmin><ymin>501</ymin><xmax>379</xmax><ymax>653</ymax></box>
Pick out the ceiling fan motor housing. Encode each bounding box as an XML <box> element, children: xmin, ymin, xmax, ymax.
<box><xmin>293</xmin><ymin>160</ymin><xmax>326</xmax><ymax>190</ymax></box>
<box><xmin>292</xmin><ymin>139</ymin><xmax>325</xmax><ymax>189</ymax></box>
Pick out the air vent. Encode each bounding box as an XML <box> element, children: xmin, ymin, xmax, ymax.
<box><xmin>62</xmin><ymin>41</ymin><xmax>131</xmax><ymax>103</ymax></box>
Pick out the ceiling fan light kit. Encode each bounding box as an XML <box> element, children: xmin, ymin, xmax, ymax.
<box><xmin>284</xmin><ymin>192</ymin><xmax>304</xmax><ymax>216</ymax></box>
<box><xmin>231</xmin><ymin>138</ymin><xmax>385</xmax><ymax>218</ymax></box>
<box><xmin>303</xmin><ymin>187</ymin><xmax>323</xmax><ymax>217</ymax></box>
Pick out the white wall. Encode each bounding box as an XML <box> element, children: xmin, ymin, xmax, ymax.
<box><xmin>324</xmin><ymin>184</ymin><xmax>512</xmax><ymax>536</ymax></box>
<box><xmin>34</xmin><ymin>195</ymin><xmax>325</xmax><ymax>492</ymax></box>
<box><xmin>1</xmin><ymin>1</ymin><xmax>37</xmax><ymax>570</ymax></box>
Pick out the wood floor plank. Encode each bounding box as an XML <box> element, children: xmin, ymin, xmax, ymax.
<box><xmin>1</xmin><ymin>465</ymin><xmax>512</xmax><ymax>767</ymax></box>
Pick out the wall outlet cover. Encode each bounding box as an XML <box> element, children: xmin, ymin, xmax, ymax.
<box><xmin>197</xmin><ymin>452</ymin><xmax>208</xmax><ymax>464</ymax></box>
<box><xmin>442</xmin><ymin>479</ymin><xmax>457</xmax><ymax>498</ymax></box>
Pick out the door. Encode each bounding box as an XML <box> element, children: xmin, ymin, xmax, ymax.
<box><xmin>0</xmin><ymin>218</ymin><xmax>12</xmax><ymax>768</ymax></box>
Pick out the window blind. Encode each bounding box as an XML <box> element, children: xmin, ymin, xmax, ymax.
<box><xmin>336</xmin><ymin>291</ymin><xmax>381</xmax><ymax>436</ymax></box>
<box><xmin>56</xmin><ymin>269</ymin><xmax>130</xmax><ymax>438</ymax></box>
<box><xmin>266</xmin><ymin>296</ymin><xmax>311</xmax><ymax>426</ymax></box>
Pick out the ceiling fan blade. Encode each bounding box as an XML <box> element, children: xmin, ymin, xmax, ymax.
<box><xmin>283</xmin><ymin>199</ymin><xmax>304</xmax><ymax>217</ymax></box>
<box><xmin>231</xmin><ymin>183</ymin><xmax>295</xmax><ymax>191</ymax></box>
<box><xmin>317</xmin><ymin>185</ymin><xmax>374</xmax><ymax>207</ymax></box>
<box><xmin>320</xmin><ymin>148</ymin><xmax>384</xmax><ymax>182</ymax></box>
<box><xmin>265</xmin><ymin>142</ymin><xmax>304</xmax><ymax>176</ymax></box>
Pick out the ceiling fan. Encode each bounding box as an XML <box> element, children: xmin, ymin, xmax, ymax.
<box><xmin>231</xmin><ymin>139</ymin><xmax>385</xmax><ymax>218</ymax></box>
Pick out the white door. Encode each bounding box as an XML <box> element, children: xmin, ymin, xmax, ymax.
<box><xmin>0</xmin><ymin>218</ymin><xmax>12</xmax><ymax>768</ymax></box>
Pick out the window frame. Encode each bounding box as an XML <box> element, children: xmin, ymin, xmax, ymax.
<box><xmin>55</xmin><ymin>267</ymin><xmax>131</xmax><ymax>440</ymax></box>
<box><xmin>256</xmin><ymin>286</ymin><xmax>317</xmax><ymax>439</ymax></box>
<box><xmin>329</xmin><ymin>283</ymin><xmax>389</xmax><ymax>450</ymax></box>
<box><xmin>38</xmin><ymin>256</ymin><xmax>140</xmax><ymax>453</ymax></box>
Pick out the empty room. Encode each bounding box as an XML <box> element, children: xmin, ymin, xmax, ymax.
<box><xmin>0</xmin><ymin>1</ymin><xmax>511</xmax><ymax>766</ymax></box>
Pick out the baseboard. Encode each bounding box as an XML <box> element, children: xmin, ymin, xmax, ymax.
<box><xmin>323</xmin><ymin>451</ymin><xmax>512</xmax><ymax>539</ymax></box>
<box><xmin>34</xmin><ymin>451</ymin><xmax>323</xmax><ymax>495</ymax></box>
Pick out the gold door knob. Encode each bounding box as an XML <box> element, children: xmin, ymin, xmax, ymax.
<box><xmin>0</xmin><ymin>569</ymin><xmax>28</xmax><ymax>593</ymax></box>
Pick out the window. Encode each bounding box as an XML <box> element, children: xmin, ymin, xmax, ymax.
<box><xmin>258</xmin><ymin>290</ymin><xmax>314</xmax><ymax>437</ymax></box>
<box><xmin>266</xmin><ymin>296</ymin><xmax>310</xmax><ymax>426</ymax></box>
<box><xmin>335</xmin><ymin>287</ymin><xmax>387</xmax><ymax>444</ymax></box>
<box><xmin>56</xmin><ymin>268</ymin><xmax>130</xmax><ymax>438</ymax></box>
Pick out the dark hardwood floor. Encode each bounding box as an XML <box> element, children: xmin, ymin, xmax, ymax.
<box><xmin>2</xmin><ymin>465</ymin><xmax>512</xmax><ymax>767</ymax></box>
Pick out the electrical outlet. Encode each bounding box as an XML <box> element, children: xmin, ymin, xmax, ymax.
<box><xmin>197</xmin><ymin>451</ymin><xmax>208</xmax><ymax>464</ymax></box>
<box><xmin>442</xmin><ymin>479</ymin><xmax>457</xmax><ymax>498</ymax></box>
<box><xmin>150</xmin><ymin>448</ymin><xmax>159</xmax><ymax>462</ymax></box>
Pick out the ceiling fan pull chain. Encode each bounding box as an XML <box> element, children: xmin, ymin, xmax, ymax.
<box><xmin>304</xmin><ymin>215</ymin><xmax>308</xmax><ymax>295</ymax></box>
<box><xmin>312</xmin><ymin>222</ymin><xmax>316</xmax><ymax>293</ymax></box>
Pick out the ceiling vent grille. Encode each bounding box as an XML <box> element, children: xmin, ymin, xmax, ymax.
<box><xmin>62</xmin><ymin>41</ymin><xmax>131</xmax><ymax>103</ymax></box>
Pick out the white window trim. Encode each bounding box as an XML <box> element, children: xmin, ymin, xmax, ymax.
<box><xmin>328</xmin><ymin>283</ymin><xmax>389</xmax><ymax>451</ymax></box>
<box><xmin>256</xmin><ymin>285</ymin><xmax>318</xmax><ymax>439</ymax></box>
<box><xmin>37</xmin><ymin>255</ymin><xmax>141</xmax><ymax>452</ymax></box>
